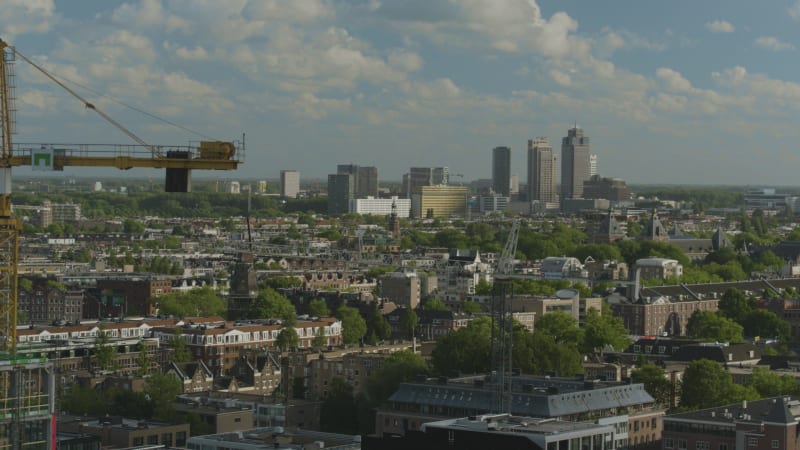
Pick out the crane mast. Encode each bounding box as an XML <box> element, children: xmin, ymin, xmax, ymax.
<box><xmin>0</xmin><ymin>40</ymin><xmax>18</xmax><ymax>355</ymax></box>
<box><xmin>491</xmin><ymin>220</ymin><xmax>519</xmax><ymax>414</ymax></box>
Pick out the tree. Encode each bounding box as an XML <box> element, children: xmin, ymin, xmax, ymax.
<box><xmin>170</xmin><ymin>328</ymin><xmax>192</xmax><ymax>363</ymax></box>
<box><xmin>135</xmin><ymin>340</ymin><xmax>155</xmax><ymax>376</ymax></box>
<box><xmin>534</xmin><ymin>310</ymin><xmax>583</xmax><ymax>347</ymax></box>
<box><xmin>276</xmin><ymin>327</ymin><xmax>299</xmax><ymax>352</ymax></box>
<box><xmin>311</xmin><ymin>326</ymin><xmax>327</xmax><ymax>350</ymax></box>
<box><xmin>422</xmin><ymin>298</ymin><xmax>449</xmax><ymax>311</ymax></box>
<box><xmin>431</xmin><ymin>317</ymin><xmax>492</xmax><ymax>375</ymax></box>
<box><xmin>308</xmin><ymin>299</ymin><xmax>331</xmax><ymax>317</ymax></box>
<box><xmin>261</xmin><ymin>276</ymin><xmax>302</xmax><ymax>290</ymax></box>
<box><xmin>631</xmin><ymin>363</ymin><xmax>672</xmax><ymax>407</ymax></box>
<box><xmin>718</xmin><ymin>288</ymin><xmax>754</xmax><ymax>323</ymax></box>
<box><xmin>358</xmin><ymin>350</ymin><xmax>428</xmax><ymax>434</ymax></box>
<box><xmin>367</xmin><ymin>306</ymin><xmax>392</xmax><ymax>342</ymax></box>
<box><xmin>581</xmin><ymin>307</ymin><xmax>631</xmax><ymax>357</ymax></box>
<box><xmin>157</xmin><ymin>286</ymin><xmax>226</xmax><ymax>317</ymax></box>
<box><xmin>741</xmin><ymin>309</ymin><xmax>791</xmax><ymax>341</ymax></box>
<box><xmin>680</xmin><ymin>359</ymin><xmax>757</xmax><ymax>410</ymax></box>
<box><xmin>515</xmin><ymin>330</ymin><xmax>583</xmax><ymax>377</ymax></box>
<box><xmin>93</xmin><ymin>328</ymin><xmax>117</xmax><ymax>372</ymax></box>
<box><xmin>145</xmin><ymin>373</ymin><xmax>182</xmax><ymax>421</ymax></box>
<box><xmin>398</xmin><ymin>308</ymin><xmax>418</xmax><ymax>340</ymax></box>
<box><xmin>462</xmin><ymin>301</ymin><xmax>482</xmax><ymax>314</ymax></box>
<box><xmin>337</xmin><ymin>305</ymin><xmax>367</xmax><ymax>345</ymax></box>
<box><xmin>249</xmin><ymin>287</ymin><xmax>297</xmax><ymax>322</ymax></box>
<box><xmin>320</xmin><ymin>377</ymin><xmax>359</xmax><ymax>434</ymax></box>
<box><xmin>686</xmin><ymin>310</ymin><xmax>744</xmax><ymax>343</ymax></box>
<box><xmin>475</xmin><ymin>279</ymin><xmax>493</xmax><ymax>295</ymax></box>
<box><xmin>748</xmin><ymin>367</ymin><xmax>799</xmax><ymax>397</ymax></box>
<box><xmin>123</xmin><ymin>218</ymin><xmax>146</xmax><ymax>234</ymax></box>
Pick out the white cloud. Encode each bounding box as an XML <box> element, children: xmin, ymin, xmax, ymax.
<box><xmin>705</xmin><ymin>20</ymin><xmax>734</xmax><ymax>33</ymax></box>
<box><xmin>388</xmin><ymin>50</ymin><xmax>423</xmax><ymax>72</ymax></box>
<box><xmin>175</xmin><ymin>46</ymin><xmax>210</xmax><ymax>60</ymax></box>
<box><xmin>790</xmin><ymin>1</ymin><xmax>800</xmax><ymax>21</ymax></box>
<box><xmin>656</xmin><ymin>67</ymin><xmax>693</xmax><ymax>92</ymax></box>
<box><xmin>549</xmin><ymin>69</ymin><xmax>572</xmax><ymax>86</ymax></box>
<box><xmin>290</xmin><ymin>93</ymin><xmax>351</xmax><ymax>119</ymax></box>
<box><xmin>242</xmin><ymin>0</ymin><xmax>334</xmax><ymax>23</ymax></box>
<box><xmin>0</xmin><ymin>0</ymin><xmax>56</xmax><ymax>39</ymax></box>
<box><xmin>754</xmin><ymin>36</ymin><xmax>794</xmax><ymax>51</ymax></box>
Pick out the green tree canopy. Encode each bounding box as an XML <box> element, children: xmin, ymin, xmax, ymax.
<box><xmin>366</xmin><ymin>305</ymin><xmax>392</xmax><ymax>343</ymax></box>
<box><xmin>718</xmin><ymin>288</ymin><xmax>755</xmax><ymax>323</ymax></box>
<box><xmin>399</xmin><ymin>308</ymin><xmax>418</xmax><ymax>340</ymax></box>
<box><xmin>748</xmin><ymin>367</ymin><xmax>799</xmax><ymax>397</ymax></box>
<box><xmin>249</xmin><ymin>287</ymin><xmax>297</xmax><ymax>323</ymax></box>
<box><xmin>680</xmin><ymin>359</ymin><xmax>757</xmax><ymax>410</ymax></box>
<box><xmin>421</xmin><ymin>298</ymin><xmax>449</xmax><ymax>311</ymax></box>
<box><xmin>686</xmin><ymin>310</ymin><xmax>744</xmax><ymax>343</ymax></box>
<box><xmin>337</xmin><ymin>304</ymin><xmax>367</xmax><ymax>345</ymax></box>
<box><xmin>170</xmin><ymin>328</ymin><xmax>192</xmax><ymax>363</ymax></box>
<box><xmin>534</xmin><ymin>310</ymin><xmax>584</xmax><ymax>347</ymax></box>
<box><xmin>320</xmin><ymin>377</ymin><xmax>358</xmax><ymax>434</ymax></box>
<box><xmin>157</xmin><ymin>286</ymin><xmax>226</xmax><ymax>317</ymax></box>
<box><xmin>741</xmin><ymin>309</ymin><xmax>791</xmax><ymax>342</ymax></box>
<box><xmin>581</xmin><ymin>307</ymin><xmax>631</xmax><ymax>356</ymax></box>
<box><xmin>145</xmin><ymin>373</ymin><xmax>183</xmax><ymax>421</ymax></box>
<box><xmin>308</xmin><ymin>299</ymin><xmax>331</xmax><ymax>317</ymax></box>
<box><xmin>276</xmin><ymin>327</ymin><xmax>299</xmax><ymax>352</ymax></box>
<box><xmin>431</xmin><ymin>317</ymin><xmax>492</xmax><ymax>375</ymax></box>
<box><xmin>514</xmin><ymin>330</ymin><xmax>583</xmax><ymax>377</ymax></box>
<box><xmin>631</xmin><ymin>363</ymin><xmax>672</xmax><ymax>407</ymax></box>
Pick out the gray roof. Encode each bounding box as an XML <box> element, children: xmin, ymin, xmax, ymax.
<box><xmin>666</xmin><ymin>396</ymin><xmax>800</xmax><ymax>426</ymax></box>
<box><xmin>389</xmin><ymin>377</ymin><xmax>654</xmax><ymax>418</ymax></box>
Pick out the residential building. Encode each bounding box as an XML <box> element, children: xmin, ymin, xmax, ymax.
<box><xmin>635</xmin><ymin>257</ymin><xmax>684</xmax><ymax>280</ymax></box>
<box><xmin>44</xmin><ymin>201</ymin><xmax>81</xmax><ymax>224</ymax></box>
<box><xmin>172</xmin><ymin>402</ymin><xmax>255</xmax><ymax>433</ymax></box>
<box><xmin>18</xmin><ymin>277</ymin><xmax>83</xmax><ymax>324</ymax></box>
<box><xmin>327</xmin><ymin>173</ymin><xmax>353</xmax><ymax>215</ymax></box>
<box><xmin>662</xmin><ymin>396</ymin><xmax>800</xmax><ymax>450</ymax></box>
<box><xmin>380</xmin><ymin>269</ymin><xmax>421</xmax><ymax>309</ymax></box>
<box><xmin>591</xmin><ymin>211</ymin><xmax>627</xmax><ymax>244</ymax></box>
<box><xmin>527</xmin><ymin>137</ymin><xmax>557</xmax><ymax>203</ymax></box>
<box><xmin>350</xmin><ymin>196</ymin><xmax>411</xmax><ymax>217</ymax></box>
<box><xmin>477</xmin><ymin>194</ymin><xmax>509</xmax><ymax>214</ymax></box>
<box><xmin>539</xmin><ymin>256</ymin><xmax>587</xmax><ymax>279</ymax></box>
<box><xmin>279</xmin><ymin>170</ymin><xmax>300</xmax><ymax>198</ymax></box>
<box><xmin>512</xmin><ymin>293</ymin><xmax>603</xmax><ymax>327</ymax></box>
<box><xmin>411</xmin><ymin>185</ymin><xmax>468</xmax><ymax>218</ymax></box>
<box><xmin>609</xmin><ymin>295</ymin><xmax>718</xmax><ymax>337</ymax></box>
<box><xmin>58</xmin><ymin>416</ymin><xmax>189</xmax><ymax>449</ymax></box>
<box><xmin>560</xmin><ymin>125</ymin><xmax>591</xmax><ymax>200</ymax></box>
<box><xmin>492</xmin><ymin>146</ymin><xmax>511</xmax><ymax>197</ymax></box>
<box><xmin>85</xmin><ymin>277</ymin><xmax>173</xmax><ymax>318</ymax></box>
<box><xmin>436</xmin><ymin>249</ymin><xmax>492</xmax><ymax>298</ymax></box>
<box><xmin>166</xmin><ymin>360</ymin><xmax>215</xmax><ymax>393</ymax></box>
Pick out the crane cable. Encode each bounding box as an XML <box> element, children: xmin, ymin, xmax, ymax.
<box><xmin>5</xmin><ymin>42</ymin><xmax>168</xmax><ymax>156</ymax></box>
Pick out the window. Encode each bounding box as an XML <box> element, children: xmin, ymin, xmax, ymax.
<box><xmin>772</xmin><ymin>440</ymin><xmax>780</xmax><ymax>449</ymax></box>
<box><xmin>696</xmin><ymin>441</ymin><xmax>710</xmax><ymax>450</ymax></box>
<box><xmin>132</xmin><ymin>437</ymin><xmax>144</xmax><ymax>446</ymax></box>
<box><xmin>747</xmin><ymin>437</ymin><xmax>758</xmax><ymax>447</ymax></box>
<box><xmin>664</xmin><ymin>438</ymin><xmax>674</xmax><ymax>449</ymax></box>
<box><xmin>678</xmin><ymin>439</ymin><xmax>687</xmax><ymax>450</ymax></box>
<box><xmin>147</xmin><ymin>435</ymin><xmax>158</xmax><ymax>445</ymax></box>
<box><xmin>719</xmin><ymin>445</ymin><xmax>728</xmax><ymax>450</ymax></box>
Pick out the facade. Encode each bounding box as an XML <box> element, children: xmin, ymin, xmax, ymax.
<box><xmin>187</xmin><ymin>427</ymin><xmax>361</xmax><ymax>450</ymax></box>
<box><xmin>492</xmin><ymin>146</ymin><xmax>511</xmax><ymax>197</ymax></box>
<box><xmin>411</xmin><ymin>185</ymin><xmax>468</xmax><ymax>218</ymax></box>
<box><xmin>539</xmin><ymin>256</ymin><xmax>587</xmax><ymax>279</ymax></box>
<box><xmin>635</xmin><ymin>257</ymin><xmax>684</xmax><ymax>280</ymax></box>
<box><xmin>18</xmin><ymin>278</ymin><xmax>83</xmax><ymax>324</ymax></box>
<box><xmin>590</xmin><ymin>153</ymin><xmax>598</xmax><ymax>176</ymax></box>
<box><xmin>527</xmin><ymin>137</ymin><xmax>557</xmax><ymax>203</ymax></box>
<box><xmin>404</xmin><ymin>167</ymin><xmax>449</xmax><ymax>197</ymax></box>
<box><xmin>477</xmin><ymin>194</ymin><xmax>510</xmax><ymax>214</ymax></box>
<box><xmin>350</xmin><ymin>196</ymin><xmax>411</xmax><ymax>217</ymax></box>
<box><xmin>86</xmin><ymin>277</ymin><xmax>172</xmax><ymax>318</ymax></box>
<box><xmin>583</xmin><ymin>175</ymin><xmax>631</xmax><ymax>203</ymax></box>
<box><xmin>338</xmin><ymin>164</ymin><xmax>379</xmax><ymax>198</ymax></box>
<box><xmin>591</xmin><ymin>211</ymin><xmax>627</xmax><ymax>244</ymax></box>
<box><xmin>661</xmin><ymin>396</ymin><xmax>800</xmax><ymax>450</ymax></box>
<box><xmin>380</xmin><ymin>270</ymin><xmax>421</xmax><ymax>309</ymax></box>
<box><xmin>512</xmin><ymin>294</ymin><xmax>603</xmax><ymax>327</ymax></box>
<box><xmin>326</xmin><ymin>173</ymin><xmax>353</xmax><ymax>215</ymax></box>
<box><xmin>375</xmin><ymin>374</ymin><xmax>660</xmax><ymax>444</ymax></box>
<box><xmin>560</xmin><ymin>126</ymin><xmax>591</xmax><ymax>200</ymax></box>
<box><xmin>58</xmin><ymin>416</ymin><xmax>189</xmax><ymax>449</ymax></box>
<box><xmin>44</xmin><ymin>201</ymin><xmax>81</xmax><ymax>224</ymax></box>
<box><xmin>609</xmin><ymin>296</ymin><xmax>719</xmax><ymax>337</ymax></box>
<box><xmin>279</xmin><ymin>170</ymin><xmax>300</xmax><ymax>198</ymax></box>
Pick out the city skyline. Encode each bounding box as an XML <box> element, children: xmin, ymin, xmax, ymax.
<box><xmin>4</xmin><ymin>1</ymin><xmax>800</xmax><ymax>184</ymax></box>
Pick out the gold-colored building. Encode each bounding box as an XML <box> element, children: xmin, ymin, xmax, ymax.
<box><xmin>411</xmin><ymin>185</ymin><xmax>468</xmax><ymax>218</ymax></box>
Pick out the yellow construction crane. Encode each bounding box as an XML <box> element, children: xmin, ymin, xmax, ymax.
<box><xmin>0</xmin><ymin>39</ymin><xmax>243</xmax><ymax>354</ymax></box>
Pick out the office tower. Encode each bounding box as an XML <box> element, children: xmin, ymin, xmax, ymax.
<box><xmin>510</xmin><ymin>174</ymin><xmax>519</xmax><ymax>194</ymax></box>
<box><xmin>280</xmin><ymin>170</ymin><xmax>300</xmax><ymax>198</ymax></box>
<box><xmin>590</xmin><ymin>154</ymin><xmax>598</xmax><ymax>177</ymax></box>
<box><xmin>337</xmin><ymin>164</ymin><xmax>378</xmax><ymax>198</ymax></box>
<box><xmin>560</xmin><ymin>125</ymin><xmax>591</xmax><ymax>200</ymax></box>
<box><xmin>327</xmin><ymin>173</ymin><xmax>353</xmax><ymax>215</ymax></box>
<box><xmin>406</xmin><ymin>167</ymin><xmax>449</xmax><ymax>197</ymax></box>
<box><xmin>492</xmin><ymin>146</ymin><xmax>511</xmax><ymax>196</ymax></box>
<box><xmin>527</xmin><ymin>137</ymin><xmax>557</xmax><ymax>203</ymax></box>
<box><xmin>411</xmin><ymin>185</ymin><xmax>468</xmax><ymax>218</ymax></box>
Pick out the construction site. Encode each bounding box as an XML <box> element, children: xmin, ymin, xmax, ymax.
<box><xmin>0</xmin><ymin>37</ymin><xmax>243</xmax><ymax>450</ymax></box>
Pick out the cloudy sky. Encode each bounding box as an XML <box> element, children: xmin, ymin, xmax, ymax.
<box><xmin>3</xmin><ymin>0</ymin><xmax>800</xmax><ymax>185</ymax></box>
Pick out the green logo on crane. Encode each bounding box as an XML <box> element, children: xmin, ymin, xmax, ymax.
<box><xmin>32</xmin><ymin>147</ymin><xmax>53</xmax><ymax>171</ymax></box>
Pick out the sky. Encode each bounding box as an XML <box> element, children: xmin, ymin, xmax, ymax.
<box><xmin>3</xmin><ymin>0</ymin><xmax>800</xmax><ymax>185</ymax></box>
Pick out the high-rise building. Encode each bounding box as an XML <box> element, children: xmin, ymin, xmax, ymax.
<box><xmin>327</xmin><ymin>173</ymin><xmax>354</xmax><ymax>215</ymax></box>
<box><xmin>404</xmin><ymin>167</ymin><xmax>449</xmax><ymax>197</ymax></box>
<box><xmin>492</xmin><ymin>146</ymin><xmax>511</xmax><ymax>197</ymax></box>
<box><xmin>510</xmin><ymin>174</ymin><xmax>519</xmax><ymax>195</ymax></box>
<box><xmin>589</xmin><ymin>154</ymin><xmax>598</xmax><ymax>177</ymax></box>
<box><xmin>527</xmin><ymin>138</ymin><xmax>557</xmax><ymax>203</ymax></box>
<box><xmin>411</xmin><ymin>185</ymin><xmax>468</xmax><ymax>218</ymax></box>
<box><xmin>280</xmin><ymin>170</ymin><xmax>300</xmax><ymax>198</ymax></box>
<box><xmin>337</xmin><ymin>164</ymin><xmax>378</xmax><ymax>198</ymax></box>
<box><xmin>560</xmin><ymin>125</ymin><xmax>591</xmax><ymax>200</ymax></box>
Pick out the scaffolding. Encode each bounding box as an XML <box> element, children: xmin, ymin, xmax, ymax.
<box><xmin>0</xmin><ymin>358</ymin><xmax>54</xmax><ymax>450</ymax></box>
